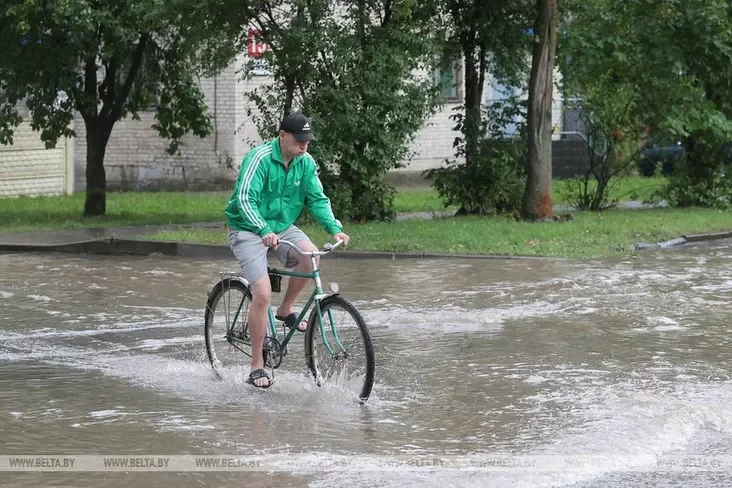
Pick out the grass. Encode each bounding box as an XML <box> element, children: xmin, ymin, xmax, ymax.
<box><xmin>553</xmin><ymin>175</ymin><xmax>666</xmax><ymax>205</ymax></box>
<box><xmin>395</xmin><ymin>175</ymin><xmax>667</xmax><ymax>213</ymax></box>
<box><xmin>392</xmin><ymin>188</ymin><xmax>457</xmax><ymax>213</ymax></box>
<box><xmin>142</xmin><ymin>207</ymin><xmax>732</xmax><ymax>258</ymax></box>
<box><xmin>1</xmin><ymin>175</ymin><xmax>729</xmax><ymax>258</ymax></box>
<box><xmin>0</xmin><ymin>176</ymin><xmax>667</xmax><ymax>233</ymax></box>
<box><xmin>0</xmin><ymin>191</ymin><xmax>229</xmax><ymax>233</ymax></box>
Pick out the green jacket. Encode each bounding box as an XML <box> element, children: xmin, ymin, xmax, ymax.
<box><xmin>225</xmin><ymin>138</ymin><xmax>342</xmax><ymax>236</ymax></box>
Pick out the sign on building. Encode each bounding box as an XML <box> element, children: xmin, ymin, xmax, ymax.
<box><xmin>247</xmin><ymin>29</ymin><xmax>272</xmax><ymax>76</ymax></box>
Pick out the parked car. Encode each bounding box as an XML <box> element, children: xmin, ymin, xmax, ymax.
<box><xmin>638</xmin><ymin>140</ymin><xmax>684</xmax><ymax>177</ymax></box>
<box><xmin>638</xmin><ymin>140</ymin><xmax>732</xmax><ymax>177</ymax></box>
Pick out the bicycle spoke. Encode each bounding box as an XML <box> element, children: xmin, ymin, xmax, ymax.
<box><xmin>205</xmin><ymin>279</ymin><xmax>252</xmax><ymax>373</ymax></box>
<box><xmin>306</xmin><ymin>296</ymin><xmax>375</xmax><ymax>402</ymax></box>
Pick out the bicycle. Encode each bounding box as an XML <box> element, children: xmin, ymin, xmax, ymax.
<box><xmin>204</xmin><ymin>239</ymin><xmax>375</xmax><ymax>402</ymax></box>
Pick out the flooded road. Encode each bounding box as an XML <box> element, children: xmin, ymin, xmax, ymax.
<box><xmin>1</xmin><ymin>243</ymin><xmax>732</xmax><ymax>487</ymax></box>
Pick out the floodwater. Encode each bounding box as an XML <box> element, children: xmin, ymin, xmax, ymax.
<box><xmin>1</xmin><ymin>242</ymin><xmax>732</xmax><ymax>487</ymax></box>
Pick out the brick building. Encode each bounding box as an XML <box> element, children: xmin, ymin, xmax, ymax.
<box><xmin>2</xmin><ymin>55</ymin><xmax>566</xmax><ymax>196</ymax></box>
<box><xmin>0</xmin><ymin>103</ymin><xmax>74</xmax><ymax>198</ymax></box>
<box><xmin>72</xmin><ymin>54</ymin><xmax>563</xmax><ymax>191</ymax></box>
<box><xmin>71</xmin><ymin>54</ymin><xmax>470</xmax><ymax>192</ymax></box>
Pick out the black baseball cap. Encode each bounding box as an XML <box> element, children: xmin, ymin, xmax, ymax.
<box><xmin>279</xmin><ymin>113</ymin><xmax>316</xmax><ymax>142</ymax></box>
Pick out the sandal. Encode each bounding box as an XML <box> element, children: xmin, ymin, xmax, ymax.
<box><xmin>275</xmin><ymin>312</ymin><xmax>307</xmax><ymax>333</ymax></box>
<box><xmin>246</xmin><ymin>368</ymin><xmax>273</xmax><ymax>389</ymax></box>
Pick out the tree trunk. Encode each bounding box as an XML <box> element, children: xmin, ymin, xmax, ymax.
<box><xmin>78</xmin><ymin>34</ymin><xmax>147</xmax><ymax>217</ymax></box>
<box><xmin>84</xmin><ymin>122</ymin><xmax>112</xmax><ymax>216</ymax></box>
<box><xmin>283</xmin><ymin>75</ymin><xmax>295</xmax><ymax>116</ymax></box>
<box><xmin>462</xmin><ymin>43</ymin><xmax>482</xmax><ymax>169</ymax></box>
<box><xmin>522</xmin><ymin>0</ymin><xmax>557</xmax><ymax>221</ymax></box>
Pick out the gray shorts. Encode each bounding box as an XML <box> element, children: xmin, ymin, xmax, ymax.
<box><xmin>227</xmin><ymin>225</ymin><xmax>311</xmax><ymax>284</ymax></box>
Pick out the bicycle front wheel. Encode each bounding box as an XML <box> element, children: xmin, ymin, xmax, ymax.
<box><xmin>305</xmin><ymin>295</ymin><xmax>375</xmax><ymax>402</ymax></box>
<box><xmin>204</xmin><ymin>278</ymin><xmax>253</xmax><ymax>374</ymax></box>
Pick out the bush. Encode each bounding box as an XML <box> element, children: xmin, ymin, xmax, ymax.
<box><xmin>425</xmin><ymin>137</ymin><xmax>526</xmax><ymax>214</ymax></box>
<box><xmin>320</xmin><ymin>175</ymin><xmax>395</xmax><ymax>222</ymax></box>
<box><xmin>660</xmin><ymin>145</ymin><xmax>732</xmax><ymax>207</ymax></box>
<box><xmin>244</xmin><ymin>3</ymin><xmax>440</xmax><ymax>224</ymax></box>
<box><xmin>317</xmin><ymin>177</ymin><xmax>354</xmax><ymax>222</ymax></box>
<box><xmin>295</xmin><ymin>174</ymin><xmax>395</xmax><ymax>225</ymax></box>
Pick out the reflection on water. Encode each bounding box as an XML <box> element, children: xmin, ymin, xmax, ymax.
<box><xmin>1</xmin><ymin>243</ymin><xmax>732</xmax><ymax>487</ymax></box>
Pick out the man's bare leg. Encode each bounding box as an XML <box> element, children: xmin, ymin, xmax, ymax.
<box><xmin>277</xmin><ymin>240</ymin><xmax>319</xmax><ymax>331</ymax></box>
<box><xmin>248</xmin><ymin>277</ymin><xmax>272</xmax><ymax>387</ymax></box>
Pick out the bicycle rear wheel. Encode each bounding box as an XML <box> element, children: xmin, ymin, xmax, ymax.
<box><xmin>305</xmin><ymin>295</ymin><xmax>375</xmax><ymax>402</ymax></box>
<box><xmin>204</xmin><ymin>278</ymin><xmax>253</xmax><ymax>374</ymax></box>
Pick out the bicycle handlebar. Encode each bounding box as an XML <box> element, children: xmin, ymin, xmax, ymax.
<box><xmin>278</xmin><ymin>238</ymin><xmax>344</xmax><ymax>256</ymax></box>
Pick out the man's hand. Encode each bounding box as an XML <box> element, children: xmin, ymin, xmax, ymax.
<box><xmin>333</xmin><ymin>232</ymin><xmax>350</xmax><ymax>246</ymax></box>
<box><xmin>262</xmin><ymin>232</ymin><xmax>279</xmax><ymax>249</ymax></box>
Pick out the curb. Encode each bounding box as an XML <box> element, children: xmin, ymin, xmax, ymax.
<box><xmin>2</xmin><ymin>231</ymin><xmax>731</xmax><ymax>260</ymax></box>
<box><xmin>682</xmin><ymin>231</ymin><xmax>732</xmax><ymax>243</ymax></box>
<box><xmin>0</xmin><ymin>239</ymin><xmax>113</xmax><ymax>254</ymax></box>
<box><xmin>108</xmin><ymin>239</ymin><xmax>234</xmax><ymax>259</ymax></box>
<box><xmin>0</xmin><ymin>237</ymin><xmax>549</xmax><ymax>261</ymax></box>
<box><xmin>631</xmin><ymin>231</ymin><xmax>732</xmax><ymax>252</ymax></box>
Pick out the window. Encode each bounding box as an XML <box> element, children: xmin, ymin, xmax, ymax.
<box><xmin>434</xmin><ymin>63</ymin><xmax>462</xmax><ymax>102</ymax></box>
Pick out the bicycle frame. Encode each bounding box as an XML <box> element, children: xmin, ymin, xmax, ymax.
<box><xmin>223</xmin><ymin>243</ymin><xmax>347</xmax><ymax>357</ymax></box>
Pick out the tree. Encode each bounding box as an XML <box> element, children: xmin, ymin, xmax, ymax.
<box><xmin>561</xmin><ymin>81</ymin><xmax>647</xmax><ymax>210</ymax></box>
<box><xmin>561</xmin><ymin>0</ymin><xmax>732</xmax><ymax>206</ymax></box>
<box><xmin>521</xmin><ymin>0</ymin><xmax>557</xmax><ymax>221</ymax></box>
<box><xmin>425</xmin><ymin>97</ymin><xmax>528</xmax><ymax>215</ymax></box>
<box><xmin>444</xmin><ymin>0</ymin><xmax>531</xmax><ymax>171</ymax></box>
<box><xmin>425</xmin><ymin>0</ymin><xmax>533</xmax><ymax>215</ymax></box>
<box><xmin>558</xmin><ymin>0</ymin><xmax>649</xmax><ymax>211</ymax></box>
<box><xmin>0</xmin><ymin>0</ymin><xmax>247</xmax><ymax>215</ymax></box>
<box><xmin>244</xmin><ymin>0</ymin><xmax>442</xmax><ymax>221</ymax></box>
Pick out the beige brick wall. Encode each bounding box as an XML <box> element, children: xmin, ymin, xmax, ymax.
<box><xmin>403</xmin><ymin>102</ymin><xmax>463</xmax><ymax>173</ymax></box>
<box><xmin>72</xmin><ymin>57</ymin><xmax>563</xmax><ymax>191</ymax></box>
<box><xmin>0</xmin><ymin>121</ymin><xmax>73</xmax><ymax>197</ymax></box>
<box><xmin>234</xmin><ymin>54</ymin><xmax>271</xmax><ymax>170</ymax></box>
<box><xmin>72</xmin><ymin>56</ymin><xmax>277</xmax><ymax>191</ymax></box>
<box><xmin>73</xmin><ymin>62</ymin><xmax>243</xmax><ymax>192</ymax></box>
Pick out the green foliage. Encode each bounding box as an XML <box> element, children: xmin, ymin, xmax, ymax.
<box><xmin>429</xmin><ymin>0</ymin><xmax>533</xmax><ymax>216</ymax></box>
<box><xmin>425</xmin><ymin>99</ymin><xmax>527</xmax><ymax>214</ymax></box>
<box><xmin>561</xmin><ymin>0</ymin><xmax>732</xmax><ymax>209</ymax></box>
<box><xmin>562</xmin><ymin>0</ymin><xmax>732</xmax><ymax>135</ymax></box>
<box><xmin>0</xmin><ymin>91</ymin><xmax>22</xmax><ymax>145</ymax></box>
<box><xmin>0</xmin><ymin>0</ymin><xmax>247</xmax><ymax>213</ymax></box>
<box><xmin>660</xmin><ymin>146</ymin><xmax>732</xmax><ymax>208</ymax></box>
<box><xmin>426</xmin><ymin>138</ymin><xmax>526</xmax><ymax>214</ymax></box>
<box><xmin>440</xmin><ymin>0</ymin><xmax>532</xmax><ymax>168</ymax></box>
<box><xmin>295</xmin><ymin>177</ymin><xmax>362</xmax><ymax>226</ymax></box>
<box><xmin>441</xmin><ymin>0</ymin><xmax>533</xmax><ymax>89</ymax></box>
<box><xmin>560</xmin><ymin>77</ymin><xmax>648</xmax><ymax>210</ymax></box>
<box><xmin>245</xmin><ymin>0</ymin><xmax>441</xmax><ymax>222</ymax></box>
<box><xmin>0</xmin><ymin>0</ymin><xmax>240</xmax><ymax>147</ymax></box>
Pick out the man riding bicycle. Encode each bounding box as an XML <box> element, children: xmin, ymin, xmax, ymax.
<box><xmin>224</xmin><ymin>113</ymin><xmax>350</xmax><ymax>389</ymax></box>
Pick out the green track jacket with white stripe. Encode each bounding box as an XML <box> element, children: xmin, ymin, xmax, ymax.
<box><xmin>224</xmin><ymin>137</ymin><xmax>343</xmax><ymax>237</ymax></box>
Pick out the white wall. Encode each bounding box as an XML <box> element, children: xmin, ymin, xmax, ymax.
<box><xmin>402</xmin><ymin>102</ymin><xmax>463</xmax><ymax>173</ymax></box>
<box><xmin>71</xmin><ymin>56</ymin><xmax>564</xmax><ymax>190</ymax></box>
<box><xmin>0</xmin><ymin>121</ymin><xmax>74</xmax><ymax>197</ymax></box>
<box><xmin>73</xmin><ymin>62</ymin><xmax>243</xmax><ymax>192</ymax></box>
